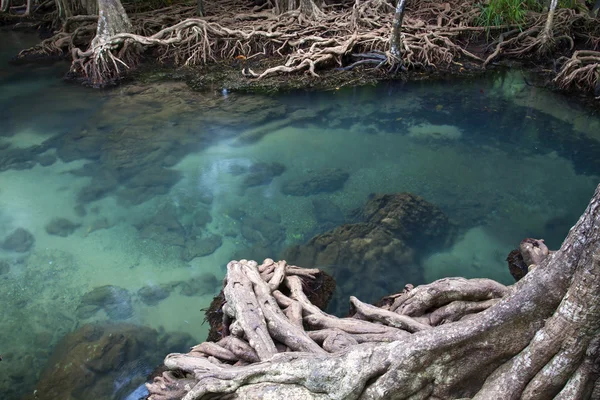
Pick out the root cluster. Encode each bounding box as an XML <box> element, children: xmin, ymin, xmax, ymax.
<box><xmin>146</xmin><ymin>258</ymin><xmax>509</xmax><ymax>400</ymax></box>
<box><xmin>15</xmin><ymin>0</ymin><xmax>600</xmax><ymax>95</ymax></box>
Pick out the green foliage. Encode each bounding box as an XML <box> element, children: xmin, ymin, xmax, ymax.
<box><xmin>477</xmin><ymin>0</ymin><xmax>542</xmax><ymax>28</ymax></box>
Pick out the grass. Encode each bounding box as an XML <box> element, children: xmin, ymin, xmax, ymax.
<box><xmin>477</xmin><ymin>0</ymin><xmax>542</xmax><ymax>28</ymax></box>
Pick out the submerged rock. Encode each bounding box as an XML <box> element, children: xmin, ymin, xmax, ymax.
<box><xmin>181</xmin><ymin>234</ymin><xmax>223</xmax><ymax>261</ymax></box>
<box><xmin>281</xmin><ymin>168</ymin><xmax>350</xmax><ymax>196</ymax></box>
<box><xmin>284</xmin><ymin>192</ymin><xmax>452</xmax><ymax>314</ymax></box>
<box><xmin>0</xmin><ymin>259</ymin><xmax>10</xmax><ymax>275</ymax></box>
<box><xmin>23</xmin><ymin>323</ymin><xmax>170</xmax><ymax>400</ymax></box>
<box><xmin>1</xmin><ymin>227</ymin><xmax>35</xmax><ymax>252</ymax></box>
<box><xmin>178</xmin><ymin>273</ymin><xmax>220</xmax><ymax>296</ymax></box>
<box><xmin>77</xmin><ymin>285</ymin><xmax>133</xmax><ymax>320</ymax></box>
<box><xmin>312</xmin><ymin>198</ymin><xmax>345</xmax><ymax>225</ymax></box>
<box><xmin>37</xmin><ymin>153</ymin><xmax>57</xmax><ymax>166</ymax></box>
<box><xmin>361</xmin><ymin>193</ymin><xmax>451</xmax><ymax>250</ymax></box>
<box><xmin>45</xmin><ymin>218</ymin><xmax>81</xmax><ymax>237</ymax></box>
<box><xmin>138</xmin><ymin>284</ymin><xmax>172</xmax><ymax>305</ymax></box>
<box><xmin>119</xmin><ymin>167</ymin><xmax>182</xmax><ymax>205</ymax></box>
<box><xmin>241</xmin><ymin>162</ymin><xmax>286</xmax><ymax>188</ymax></box>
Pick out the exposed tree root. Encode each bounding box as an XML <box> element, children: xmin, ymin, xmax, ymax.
<box><xmin>554</xmin><ymin>49</ymin><xmax>600</xmax><ymax>97</ymax></box>
<box><xmin>146</xmin><ymin>184</ymin><xmax>600</xmax><ymax>400</ymax></box>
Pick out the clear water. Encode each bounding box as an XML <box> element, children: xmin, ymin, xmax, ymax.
<box><xmin>1</xmin><ymin>31</ymin><xmax>599</xmax><ymax>399</ymax></box>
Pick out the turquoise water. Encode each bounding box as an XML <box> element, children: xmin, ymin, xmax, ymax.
<box><xmin>1</xmin><ymin>31</ymin><xmax>600</xmax><ymax>399</ymax></box>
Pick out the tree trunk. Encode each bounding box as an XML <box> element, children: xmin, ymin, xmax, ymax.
<box><xmin>196</xmin><ymin>0</ymin><xmax>203</xmax><ymax>17</ymax></box>
<box><xmin>273</xmin><ymin>0</ymin><xmax>324</xmax><ymax>18</ymax></box>
<box><xmin>146</xmin><ymin>183</ymin><xmax>600</xmax><ymax>400</ymax></box>
<box><xmin>1</xmin><ymin>0</ymin><xmax>10</xmax><ymax>13</ymax></box>
<box><xmin>55</xmin><ymin>0</ymin><xmax>97</xmax><ymax>21</ymax></box>
<box><xmin>540</xmin><ymin>0</ymin><xmax>559</xmax><ymax>46</ymax></box>
<box><xmin>390</xmin><ymin>0</ymin><xmax>407</xmax><ymax>61</ymax></box>
<box><xmin>93</xmin><ymin>0</ymin><xmax>131</xmax><ymax>46</ymax></box>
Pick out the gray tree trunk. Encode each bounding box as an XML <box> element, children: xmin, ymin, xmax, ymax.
<box><xmin>1</xmin><ymin>0</ymin><xmax>11</xmax><ymax>13</ymax></box>
<box><xmin>147</xmin><ymin>183</ymin><xmax>600</xmax><ymax>400</ymax></box>
<box><xmin>390</xmin><ymin>0</ymin><xmax>407</xmax><ymax>61</ymax></box>
<box><xmin>93</xmin><ymin>0</ymin><xmax>132</xmax><ymax>46</ymax></box>
<box><xmin>55</xmin><ymin>0</ymin><xmax>97</xmax><ymax>21</ymax></box>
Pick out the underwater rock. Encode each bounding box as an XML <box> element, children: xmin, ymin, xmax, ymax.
<box><xmin>77</xmin><ymin>174</ymin><xmax>119</xmax><ymax>204</ymax></box>
<box><xmin>24</xmin><ymin>323</ymin><xmax>165</xmax><ymax>400</ymax></box>
<box><xmin>284</xmin><ymin>223</ymin><xmax>416</xmax><ymax>313</ymax></box>
<box><xmin>241</xmin><ymin>162</ymin><xmax>286</xmax><ymax>188</ymax></box>
<box><xmin>241</xmin><ymin>214</ymin><xmax>285</xmax><ymax>247</ymax></box>
<box><xmin>135</xmin><ymin>205</ymin><xmax>186</xmax><ymax>247</ymax></box>
<box><xmin>77</xmin><ymin>285</ymin><xmax>133</xmax><ymax>320</ymax></box>
<box><xmin>281</xmin><ymin>168</ymin><xmax>350</xmax><ymax>196</ymax></box>
<box><xmin>192</xmin><ymin>208</ymin><xmax>212</xmax><ymax>230</ymax></box>
<box><xmin>84</xmin><ymin>218</ymin><xmax>113</xmax><ymax>236</ymax></box>
<box><xmin>0</xmin><ymin>259</ymin><xmax>10</xmax><ymax>275</ymax></box>
<box><xmin>45</xmin><ymin>218</ymin><xmax>81</xmax><ymax>237</ymax></box>
<box><xmin>312</xmin><ymin>198</ymin><xmax>345</xmax><ymax>225</ymax></box>
<box><xmin>181</xmin><ymin>235</ymin><xmax>223</xmax><ymax>261</ymax></box>
<box><xmin>284</xmin><ymin>192</ymin><xmax>452</xmax><ymax>314</ymax></box>
<box><xmin>407</xmin><ymin>123</ymin><xmax>462</xmax><ymax>140</ymax></box>
<box><xmin>178</xmin><ymin>273</ymin><xmax>219</xmax><ymax>296</ymax></box>
<box><xmin>118</xmin><ymin>167</ymin><xmax>182</xmax><ymax>205</ymax></box>
<box><xmin>37</xmin><ymin>153</ymin><xmax>57</xmax><ymax>166</ymax></box>
<box><xmin>1</xmin><ymin>227</ymin><xmax>35</xmax><ymax>252</ymax></box>
<box><xmin>361</xmin><ymin>193</ymin><xmax>451</xmax><ymax>250</ymax></box>
<box><xmin>138</xmin><ymin>284</ymin><xmax>172</xmax><ymax>305</ymax></box>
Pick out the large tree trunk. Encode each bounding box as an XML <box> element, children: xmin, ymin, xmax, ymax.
<box><xmin>55</xmin><ymin>0</ymin><xmax>97</xmax><ymax>21</ymax></box>
<box><xmin>1</xmin><ymin>0</ymin><xmax>11</xmax><ymax>13</ymax></box>
<box><xmin>273</xmin><ymin>0</ymin><xmax>324</xmax><ymax>18</ymax></box>
<box><xmin>147</xmin><ymin>183</ymin><xmax>600</xmax><ymax>400</ymax></box>
<box><xmin>93</xmin><ymin>0</ymin><xmax>131</xmax><ymax>46</ymax></box>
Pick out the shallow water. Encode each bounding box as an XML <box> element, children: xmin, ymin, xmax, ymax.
<box><xmin>1</xmin><ymin>31</ymin><xmax>599</xmax><ymax>399</ymax></box>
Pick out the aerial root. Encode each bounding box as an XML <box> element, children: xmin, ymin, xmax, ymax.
<box><xmin>147</xmin><ymin>258</ymin><xmax>516</xmax><ymax>400</ymax></box>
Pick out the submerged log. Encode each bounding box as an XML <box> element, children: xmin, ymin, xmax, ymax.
<box><xmin>147</xmin><ymin>183</ymin><xmax>600</xmax><ymax>399</ymax></box>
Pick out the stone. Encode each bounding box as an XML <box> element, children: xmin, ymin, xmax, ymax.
<box><xmin>138</xmin><ymin>284</ymin><xmax>171</xmax><ymax>305</ymax></box>
<box><xmin>135</xmin><ymin>205</ymin><xmax>186</xmax><ymax>247</ymax></box>
<box><xmin>25</xmin><ymin>323</ymin><xmax>164</xmax><ymax>400</ymax></box>
<box><xmin>181</xmin><ymin>235</ymin><xmax>223</xmax><ymax>261</ymax></box>
<box><xmin>2</xmin><ymin>228</ymin><xmax>35</xmax><ymax>252</ymax></box>
<box><xmin>45</xmin><ymin>218</ymin><xmax>81</xmax><ymax>237</ymax></box>
<box><xmin>178</xmin><ymin>273</ymin><xmax>219</xmax><ymax>297</ymax></box>
<box><xmin>361</xmin><ymin>193</ymin><xmax>451</xmax><ymax>250</ymax></box>
<box><xmin>0</xmin><ymin>259</ymin><xmax>10</xmax><ymax>275</ymax></box>
<box><xmin>312</xmin><ymin>198</ymin><xmax>345</xmax><ymax>225</ymax></box>
<box><xmin>284</xmin><ymin>192</ymin><xmax>453</xmax><ymax>314</ymax></box>
<box><xmin>281</xmin><ymin>168</ymin><xmax>350</xmax><ymax>196</ymax></box>
<box><xmin>118</xmin><ymin>168</ymin><xmax>182</xmax><ymax>205</ymax></box>
<box><xmin>192</xmin><ymin>209</ymin><xmax>212</xmax><ymax>230</ymax></box>
<box><xmin>77</xmin><ymin>285</ymin><xmax>133</xmax><ymax>320</ymax></box>
<box><xmin>241</xmin><ymin>162</ymin><xmax>286</xmax><ymax>188</ymax></box>
<box><xmin>241</xmin><ymin>214</ymin><xmax>285</xmax><ymax>247</ymax></box>
<box><xmin>37</xmin><ymin>153</ymin><xmax>57</xmax><ymax>166</ymax></box>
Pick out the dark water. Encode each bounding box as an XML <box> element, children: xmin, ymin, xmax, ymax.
<box><xmin>1</xmin><ymin>31</ymin><xmax>599</xmax><ymax>399</ymax></box>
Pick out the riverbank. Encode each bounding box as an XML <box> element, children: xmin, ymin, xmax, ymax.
<box><xmin>2</xmin><ymin>0</ymin><xmax>599</xmax><ymax>100</ymax></box>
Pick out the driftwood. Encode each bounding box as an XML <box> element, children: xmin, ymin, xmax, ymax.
<box><xmin>146</xmin><ymin>182</ymin><xmax>600</xmax><ymax>399</ymax></box>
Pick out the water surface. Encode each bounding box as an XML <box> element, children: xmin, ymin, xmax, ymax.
<box><xmin>1</xmin><ymin>31</ymin><xmax>599</xmax><ymax>399</ymax></box>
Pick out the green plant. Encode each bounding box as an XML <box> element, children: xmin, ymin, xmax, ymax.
<box><xmin>477</xmin><ymin>0</ymin><xmax>542</xmax><ymax>29</ymax></box>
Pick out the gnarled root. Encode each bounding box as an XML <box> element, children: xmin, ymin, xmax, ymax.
<box><xmin>147</xmin><ymin>183</ymin><xmax>600</xmax><ymax>400</ymax></box>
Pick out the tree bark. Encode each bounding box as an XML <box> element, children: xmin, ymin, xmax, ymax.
<box><xmin>93</xmin><ymin>0</ymin><xmax>131</xmax><ymax>46</ymax></box>
<box><xmin>390</xmin><ymin>0</ymin><xmax>407</xmax><ymax>61</ymax></box>
<box><xmin>147</xmin><ymin>183</ymin><xmax>600</xmax><ymax>400</ymax></box>
<box><xmin>1</xmin><ymin>0</ymin><xmax>11</xmax><ymax>13</ymax></box>
<box><xmin>55</xmin><ymin>0</ymin><xmax>97</xmax><ymax>21</ymax></box>
<box><xmin>540</xmin><ymin>0</ymin><xmax>559</xmax><ymax>46</ymax></box>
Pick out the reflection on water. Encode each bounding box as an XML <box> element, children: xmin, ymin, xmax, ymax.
<box><xmin>1</xmin><ymin>32</ymin><xmax>600</xmax><ymax>399</ymax></box>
